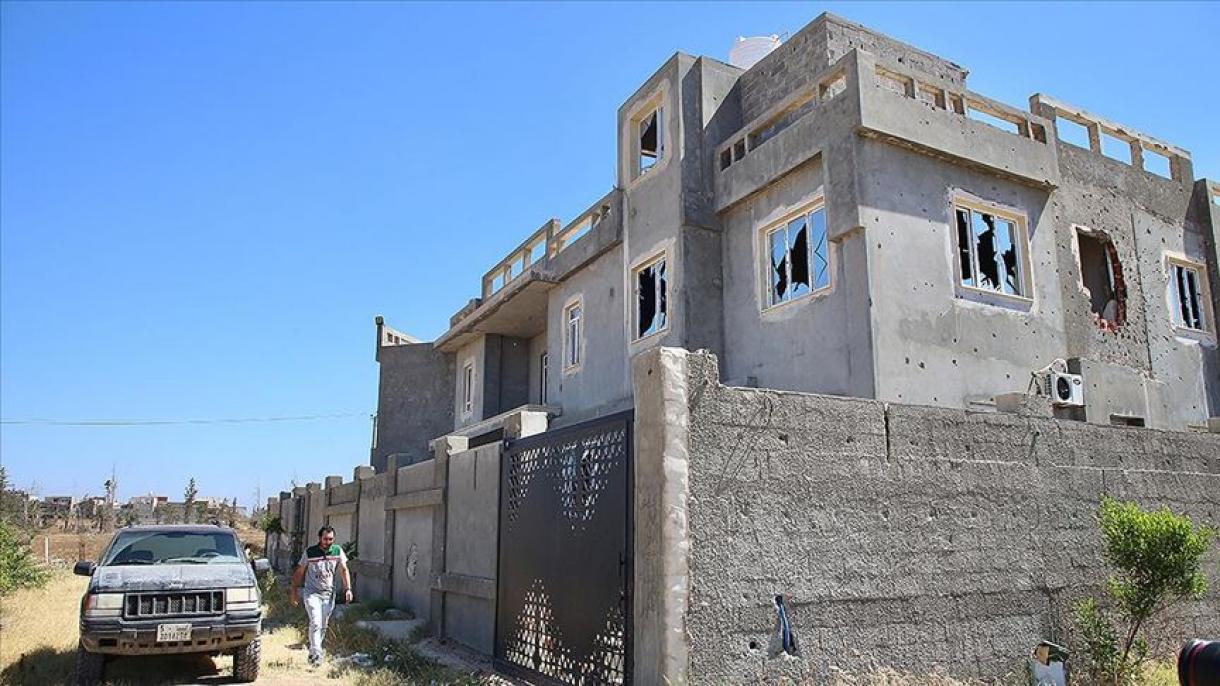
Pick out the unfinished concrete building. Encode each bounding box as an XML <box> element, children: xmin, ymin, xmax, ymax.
<box><xmin>373</xmin><ymin>12</ymin><xmax>1219</xmax><ymax>469</ymax></box>
<box><xmin>282</xmin><ymin>11</ymin><xmax>1220</xmax><ymax>683</ymax></box>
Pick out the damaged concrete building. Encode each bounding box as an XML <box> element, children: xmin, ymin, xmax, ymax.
<box><xmin>267</xmin><ymin>11</ymin><xmax>1220</xmax><ymax>684</ymax></box>
<box><xmin>373</xmin><ymin>12</ymin><xmax>1219</xmax><ymax>469</ymax></box>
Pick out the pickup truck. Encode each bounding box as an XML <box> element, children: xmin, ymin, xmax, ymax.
<box><xmin>73</xmin><ymin>524</ymin><xmax>271</xmax><ymax>685</ymax></box>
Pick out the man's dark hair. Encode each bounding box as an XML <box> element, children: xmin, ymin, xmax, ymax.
<box><xmin>318</xmin><ymin>526</ymin><xmax>335</xmax><ymax>538</ymax></box>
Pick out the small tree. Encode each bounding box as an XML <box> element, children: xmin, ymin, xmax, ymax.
<box><xmin>183</xmin><ymin>478</ymin><xmax>198</xmax><ymax>524</ymax></box>
<box><xmin>0</xmin><ymin>519</ymin><xmax>47</xmax><ymax>595</ymax></box>
<box><xmin>1073</xmin><ymin>496</ymin><xmax>1215</xmax><ymax>685</ymax></box>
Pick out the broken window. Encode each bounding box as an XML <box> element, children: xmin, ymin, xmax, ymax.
<box><xmin>634</xmin><ymin>255</ymin><xmax>668</xmax><ymax>339</ymax></box>
<box><xmin>954</xmin><ymin>202</ymin><xmax>1027</xmax><ymax>298</ymax></box>
<box><xmin>1076</xmin><ymin>230</ymin><xmax>1125</xmax><ymax>330</ymax></box>
<box><xmin>637</xmin><ymin>107</ymin><xmax>662</xmax><ymax>177</ymax></box>
<box><xmin>765</xmin><ymin>204</ymin><xmax>829</xmax><ymax>308</ymax></box>
<box><xmin>539</xmin><ymin>352</ymin><xmax>549</xmax><ymax>404</ymax></box>
<box><xmin>462</xmin><ymin>362</ymin><xmax>474</xmax><ymax>415</ymax></box>
<box><xmin>1170</xmin><ymin>261</ymin><xmax>1208</xmax><ymax>332</ymax></box>
<box><xmin>564</xmin><ymin>301</ymin><xmax>582</xmax><ymax>368</ymax></box>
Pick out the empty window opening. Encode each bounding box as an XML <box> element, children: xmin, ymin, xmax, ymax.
<box><xmin>1076</xmin><ymin>230</ymin><xmax>1125</xmax><ymax>331</ymax></box>
<box><xmin>539</xmin><ymin>352</ymin><xmax>549</xmax><ymax>404</ymax></box>
<box><xmin>1142</xmin><ymin>148</ymin><xmax>1171</xmax><ymax>178</ymax></box>
<box><xmin>966</xmin><ymin>105</ymin><xmax>1021</xmax><ymax>135</ymax></box>
<box><xmin>462</xmin><ymin>362</ymin><xmax>474</xmax><ymax>415</ymax></box>
<box><xmin>1056</xmin><ymin>117</ymin><xmax>1091</xmax><ymax>150</ymax></box>
<box><xmin>637</xmin><ymin>107</ymin><xmax>662</xmax><ymax>177</ymax></box>
<box><xmin>1100</xmin><ymin>132</ymin><xmax>1132</xmax><ymax>164</ymax></box>
<box><xmin>819</xmin><ymin>73</ymin><xmax>846</xmax><ymax>101</ymax></box>
<box><xmin>954</xmin><ymin>203</ymin><xmax>1026</xmax><ymax>298</ymax></box>
<box><xmin>634</xmin><ymin>255</ymin><xmax>668</xmax><ymax>339</ymax></box>
<box><xmin>766</xmin><ymin>204</ymin><xmax>829</xmax><ymax>308</ymax></box>
<box><xmin>490</xmin><ymin>271</ymin><xmax>506</xmax><ymax>294</ymax></box>
<box><xmin>1171</xmin><ymin>262</ymin><xmax>1208</xmax><ymax>332</ymax></box>
<box><xmin>917</xmin><ymin>84</ymin><xmax>945</xmax><ymax>109</ymax></box>
<box><xmin>1109</xmin><ymin>414</ymin><xmax>1145</xmax><ymax>427</ymax></box>
<box><xmin>876</xmin><ymin>68</ymin><xmax>911</xmax><ymax>97</ymax></box>
<box><xmin>564</xmin><ymin>301</ymin><xmax>583</xmax><ymax>368</ymax></box>
<box><xmin>720</xmin><ymin>148</ymin><xmax>732</xmax><ymax>171</ymax></box>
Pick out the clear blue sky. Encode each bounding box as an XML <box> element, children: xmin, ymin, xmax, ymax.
<box><xmin>3</xmin><ymin>2</ymin><xmax>1217</xmax><ymax>508</ymax></box>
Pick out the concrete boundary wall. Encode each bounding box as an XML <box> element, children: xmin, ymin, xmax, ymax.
<box><xmin>264</xmin><ymin>410</ymin><xmax>550</xmax><ymax>656</ymax></box>
<box><xmin>632</xmin><ymin>347</ymin><xmax>1220</xmax><ymax>683</ymax></box>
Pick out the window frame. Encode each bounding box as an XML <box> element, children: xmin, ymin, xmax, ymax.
<box><xmin>631</xmin><ymin>250</ymin><xmax>670</xmax><ymax>341</ymax></box>
<box><xmin>950</xmin><ymin>195</ymin><xmax>1034</xmax><ymax>304</ymax></box>
<box><xmin>563</xmin><ymin>297</ymin><xmax>583</xmax><ymax>372</ymax></box>
<box><xmin>626</xmin><ymin>90</ymin><xmax>667</xmax><ymax>185</ymax></box>
<box><xmin>1165</xmin><ymin>255</ymin><xmax>1213</xmax><ymax>335</ymax></box>
<box><xmin>759</xmin><ymin>199</ymin><xmax>832</xmax><ymax>311</ymax></box>
<box><xmin>539</xmin><ymin>351</ymin><xmax>549</xmax><ymax>404</ymax></box>
<box><xmin>461</xmin><ymin>361</ymin><xmax>474</xmax><ymax>417</ymax></box>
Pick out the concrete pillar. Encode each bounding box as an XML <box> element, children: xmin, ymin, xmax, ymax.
<box><xmin>324</xmin><ymin>475</ymin><xmax>343</xmax><ymax>490</ymax></box>
<box><xmin>630</xmin><ymin>347</ymin><xmax>693</xmax><ymax>685</ymax></box>
<box><xmin>381</xmin><ymin>454</ymin><xmax>399</xmax><ymax>599</ymax></box>
<box><xmin>354</xmin><ymin>466</ymin><xmax>375</xmax><ymax>481</ymax></box>
<box><xmin>429</xmin><ymin>434</ymin><xmax>469</xmax><ymax>637</ymax></box>
<box><xmin>502</xmin><ymin>409</ymin><xmax>549</xmax><ymax>439</ymax></box>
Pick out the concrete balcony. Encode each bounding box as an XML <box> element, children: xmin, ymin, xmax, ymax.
<box><xmin>856</xmin><ymin>51</ymin><xmax>1059</xmax><ymax>189</ymax></box>
<box><xmin>435</xmin><ymin>189</ymin><xmax>622</xmax><ymax>353</ymax></box>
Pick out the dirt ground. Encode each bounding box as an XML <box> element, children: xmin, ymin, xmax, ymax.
<box><xmin>0</xmin><ymin>570</ymin><xmax>329</xmax><ymax>685</ymax></box>
<box><xmin>0</xmin><ymin>531</ymin><xmax>492</xmax><ymax>686</ymax></box>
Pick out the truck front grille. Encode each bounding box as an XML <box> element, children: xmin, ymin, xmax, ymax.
<box><xmin>123</xmin><ymin>590</ymin><xmax>225</xmax><ymax>618</ymax></box>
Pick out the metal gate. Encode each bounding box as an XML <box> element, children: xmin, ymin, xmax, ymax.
<box><xmin>494</xmin><ymin>411</ymin><xmax>633</xmax><ymax>685</ymax></box>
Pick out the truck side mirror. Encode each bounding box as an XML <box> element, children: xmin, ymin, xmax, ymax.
<box><xmin>74</xmin><ymin>560</ymin><xmax>97</xmax><ymax>577</ymax></box>
<box><xmin>253</xmin><ymin>558</ymin><xmax>271</xmax><ymax>574</ymax></box>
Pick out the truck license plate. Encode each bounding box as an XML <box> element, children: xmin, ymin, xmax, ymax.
<box><xmin>156</xmin><ymin>623</ymin><xmax>191</xmax><ymax>642</ymax></box>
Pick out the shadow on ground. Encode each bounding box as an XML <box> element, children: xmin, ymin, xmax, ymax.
<box><xmin>1</xmin><ymin>646</ymin><xmax>241</xmax><ymax>685</ymax></box>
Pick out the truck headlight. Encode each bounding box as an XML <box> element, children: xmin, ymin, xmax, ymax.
<box><xmin>226</xmin><ymin>587</ymin><xmax>259</xmax><ymax>611</ymax></box>
<box><xmin>83</xmin><ymin>593</ymin><xmax>123</xmax><ymax>618</ymax></box>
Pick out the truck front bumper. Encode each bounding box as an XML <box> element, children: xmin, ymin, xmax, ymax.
<box><xmin>80</xmin><ymin>611</ymin><xmax>261</xmax><ymax>656</ymax></box>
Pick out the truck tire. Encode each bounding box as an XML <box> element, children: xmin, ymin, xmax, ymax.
<box><xmin>74</xmin><ymin>642</ymin><xmax>105</xmax><ymax>685</ymax></box>
<box><xmin>232</xmin><ymin>636</ymin><xmax>261</xmax><ymax>682</ymax></box>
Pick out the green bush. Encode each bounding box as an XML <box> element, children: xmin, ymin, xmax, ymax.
<box><xmin>1072</xmin><ymin>496</ymin><xmax>1215</xmax><ymax>685</ymax></box>
<box><xmin>0</xmin><ymin>520</ymin><xmax>48</xmax><ymax>596</ymax></box>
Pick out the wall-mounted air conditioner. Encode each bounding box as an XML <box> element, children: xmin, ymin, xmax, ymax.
<box><xmin>1046</xmin><ymin>371</ymin><xmax>1085</xmax><ymax>407</ymax></box>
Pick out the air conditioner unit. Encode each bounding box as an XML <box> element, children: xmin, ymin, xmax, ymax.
<box><xmin>1046</xmin><ymin>371</ymin><xmax>1085</xmax><ymax>407</ymax></box>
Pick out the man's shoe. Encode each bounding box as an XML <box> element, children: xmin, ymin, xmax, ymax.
<box><xmin>308</xmin><ymin>654</ymin><xmax>321</xmax><ymax>668</ymax></box>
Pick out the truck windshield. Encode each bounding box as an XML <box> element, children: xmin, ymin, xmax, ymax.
<box><xmin>101</xmin><ymin>531</ymin><xmax>243</xmax><ymax>566</ymax></box>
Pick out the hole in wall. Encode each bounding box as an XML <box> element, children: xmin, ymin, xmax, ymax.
<box><xmin>1075</xmin><ymin>229</ymin><xmax>1126</xmax><ymax>331</ymax></box>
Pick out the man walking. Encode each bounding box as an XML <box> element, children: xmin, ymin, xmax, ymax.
<box><xmin>290</xmin><ymin>526</ymin><xmax>353</xmax><ymax>667</ymax></box>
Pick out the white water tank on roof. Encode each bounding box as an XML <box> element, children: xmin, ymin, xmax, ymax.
<box><xmin>730</xmin><ymin>35</ymin><xmax>782</xmax><ymax>70</ymax></box>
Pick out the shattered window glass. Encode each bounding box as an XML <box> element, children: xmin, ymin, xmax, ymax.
<box><xmin>767</xmin><ymin>206</ymin><xmax>829</xmax><ymax>307</ymax></box>
<box><xmin>635</xmin><ymin>257</ymin><xmax>668</xmax><ymax>339</ymax></box>
<box><xmin>638</xmin><ymin>108</ymin><xmax>661</xmax><ymax>176</ymax></box>
<box><xmin>1172</xmin><ymin>264</ymin><xmax>1207</xmax><ymax>331</ymax></box>
<box><xmin>957</xmin><ymin>205</ymin><xmax>1025</xmax><ymax>297</ymax></box>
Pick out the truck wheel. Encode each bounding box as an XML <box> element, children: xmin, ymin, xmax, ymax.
<box><xmin>232</xmin><ymin>637</ymin><xmax>261</xmax><ymax>682</ymax></box>
<box><xmin>74</xmin><ymin>642</ymin><xmax>105</xmax><ymax>685</ymax></box>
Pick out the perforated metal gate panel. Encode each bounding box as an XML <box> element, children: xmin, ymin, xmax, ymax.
<box><xmin>495</xmin><ymin>411</ymin><xmax>632</xmax><ymax>686</ymax></box>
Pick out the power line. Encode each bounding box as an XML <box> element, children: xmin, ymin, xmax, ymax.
<box><xmin>0</xmin><ymin>412</ymin><xmax>371</xmax><ymax>427</ymax></box>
